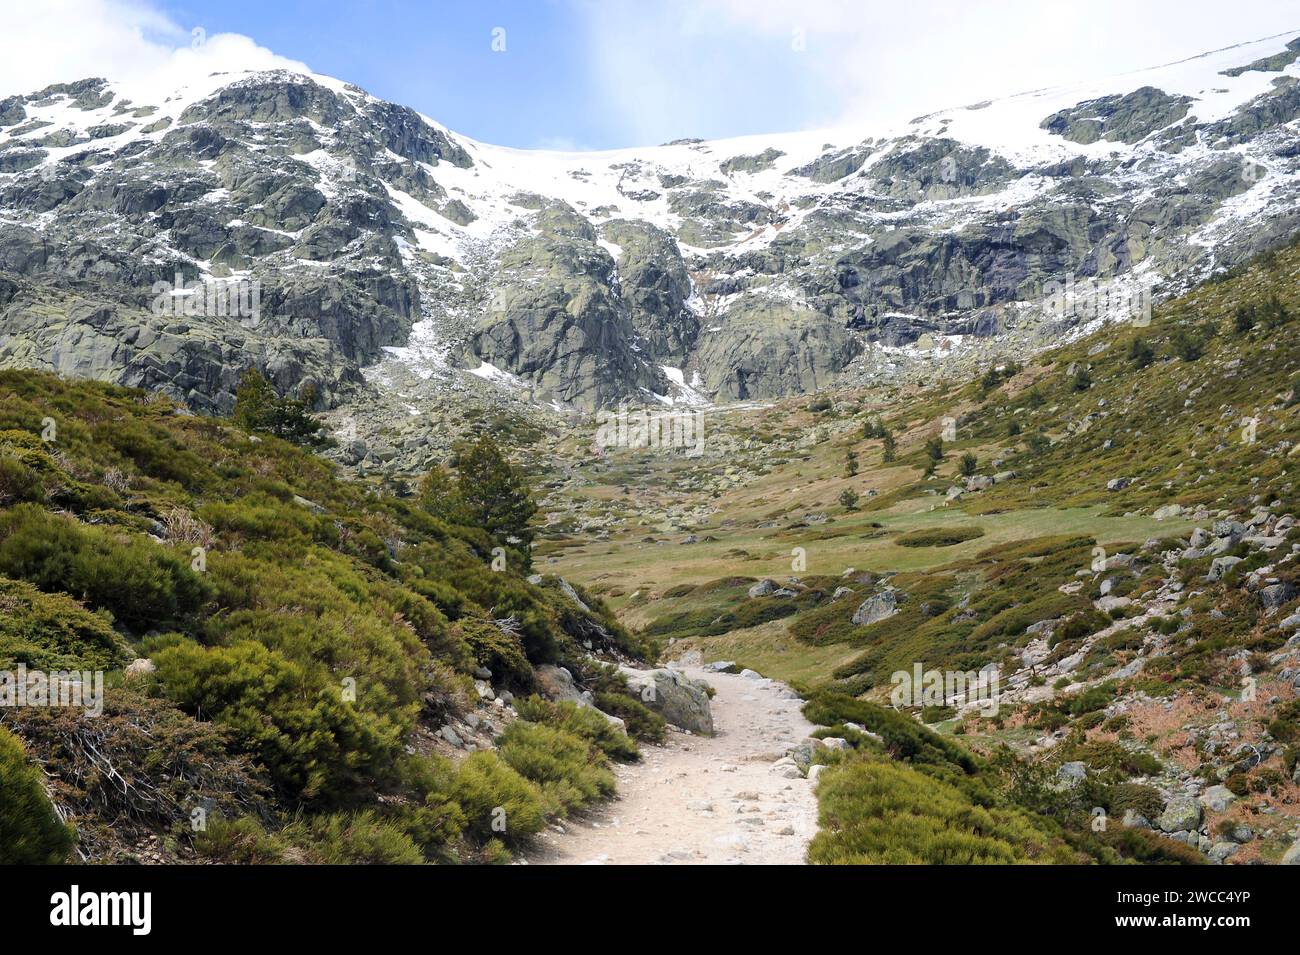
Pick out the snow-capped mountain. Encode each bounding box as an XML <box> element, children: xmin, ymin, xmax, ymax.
<box><xmin>1</xmin><ymin>30</ymin><xmax>1298</xmax><ymax>425</ymax></box>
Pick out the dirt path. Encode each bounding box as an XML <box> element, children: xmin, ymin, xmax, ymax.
<box><xmin>525</xmin><ymin>666</ymin><xmax>819</xmax><ymax>865</ymax></box>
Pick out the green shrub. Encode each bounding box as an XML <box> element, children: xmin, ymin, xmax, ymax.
<box><xmin>0</xmin><ymin>576</ymin><xmax>128</xmax><ymax>670</ymax></box>
<box><xmin>1105</xmin><ymin>783</ymin><xmax>1165</xmax><ymax>820</ymax></box>
<box><xmin>458</xmin><ymin>617</ymin><xmax>533</xmax><ymax>689</ymax></box>
<box><xmin>450</xmin><ymin>751</ymin><xmax>546</xmax><ymax>844</ymax></box>
<box><xmin>808</xmin><ymin>757</ymin><xmax>1080</xmax><ymax>864</ymax></box>
<box><xmin>155</xmin><ymin>641</ymin><xmax>407</xmax><ymax>804</ymax></box>
<box><xmin>281</xmin><ymin>811</ymin><xmax>424</xmax><ymax>864</ymax></box>
<box><xmin>497</xmin><ymin>720</ymin><xmax>615</xmax><ymax>815</ymax></box>
<box><xmin>0</xmin><ymin>726</ymin><xmax>73</xmax><ymax>864</ymax></box>
<box><xmin>0</xmin><ymin>454</ymin><xmax>45</xmax><ymax>503</ymax></box>
<box><xmin>192</xmin><ymin>816</ymin><xmax>287</xmax><ymax>864</ymax></box>
<box><xmin>896</xmin><ymin>526</ymin><xmax>984</xmax><ymax>547</ymax></box>
<box><xmin>593</xmin><ymin>689</ymin><xmax>666</xmax><ymax>743</ymax></box>
<box><xmin>803</xmin><ymin>691</ymin><xmax>978</xmax><ymax>773</ymax></box>
<box><xmin>0</xmin><ymin>504</ymin><xmax>211</xmax><ymax>632</ymax></box>
<box><xmin>513</xmin><ymin>696</ymin><xmax>639</xmax><ymax>761</ymax></box>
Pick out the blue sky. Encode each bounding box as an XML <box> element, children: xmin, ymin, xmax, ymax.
<box><xmin>150</xmin><ymin>0</ymin><xmax>830</xmax><ymax>149</ymax></box>
<box><xmin>6</xmin><ymin>1</ymin><xmax>1300</xmax><ymax>150</ymax></box>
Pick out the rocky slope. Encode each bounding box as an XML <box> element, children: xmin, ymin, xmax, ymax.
<box><xmin>2</xmin><ymin>31</ymin><xmax>1300</xmax><ymax>437</ymax></box>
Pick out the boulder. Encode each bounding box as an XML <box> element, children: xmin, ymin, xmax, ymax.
<box><xmin>1198</xmin><ymin>784</ymin><xmax>1237</xmax><ymax>813</ymax></box>
<box><xmin>534</xmin><ymin>664</ymin><xmax>626</xmax><ymax>731</ymax></box>
<box><xmin>1153</xmin><ymin>503</ymin><xmax>1183</xmax><ymax>520</ymax></box>
<box><xmin>1157</xmin><ymin>796</ymin><xmax>1203</xmax><ymax>834</ymax></box>
<box><xmin>852</xmin><ymin>589</ymin><xmax>898</xmax><ymax>626</ymax></box>
<box><xmin>1207</xmin><ymin>556</ymin><xmax>1244</xmax><ymax>581</ymax></box>
<box><xmin>123</xmin><ymin>658</ymin><xmax>156</xmax><ymax>680</ymax></box>
<box><xmin>1057</xmin><ymin>761</ymin><xmax>1088</xmax><ymax>786</ymax></box>
<box><xmin>1282</xmin><ymin>837</ymin><xmax>1300</xmax><ymax>865</ymax></box>
<box><xmin>619</xmin><ymin>666</ymin><xmax>714</xmax><ymax>735</ymax></box>
<box><xmin>535</xmin><ymin>664</ymin><xmax>588</xmax><ymax>704</ymax></box>
<box><xmin>747</xmin><ymin>579</ymin><xmax>777</xmax><ymax>598</ymax></box>
<box><xmin>787</xmin><ymin>740</ymin><xmax>816</xmax><ymax>772</ymax></box>
<box><xmin>1260</xmin><ymin>582</ymin><xmax>1297</xmax><ymax>613</ymax></box>
<box><xmin>1208</xmin><ymin>842</ymin><xmax>1239</xmax><ymax>863</ymax></box>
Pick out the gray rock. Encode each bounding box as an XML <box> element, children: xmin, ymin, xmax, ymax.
<box><xmin>1157</xmin><ymin>796</ymin><xmax>1203</xmax><ymax>834</ymax></box>
<box><xmin>852</xmin><ymin>589</ymin><xmax>898</xmax><ymax>626</ymax></box>
<box><xmin>702</xmin><ymin>660</ymin><xmax>740</xmax><ymax>673</ymax></box>
<box><xmin>787</xmin><ymin>740</ymin><xmax>816</xmax><ymax>771</ymax></box>
<box><xmin>1207</xmin><ymin>556</ymin><xmax>1244</xmax><ymax>582</ymax></box>
<box><xmin>1057</xmin><ymin>761</ymin><xmax>1088</xmax><ymax>785</ymax></box>
<box><xmin>620</xmin><ymin>666</ymin><xmax>714</xmax><ymax>735</ymax></box>
<box><xmin>1208</xmin><ymin>841</ymin><xmax>1238</xmax><ymax>863</ymax></box>
<box><xmin>1260</xmin><ymin>582</ymin><xmax>1297</xmax><ymax>612</ymax></box>
<box><xmin>747</xmin><ymin>579</ymin><xmax>777</xmax><ymax>598</ymax></box>
<box><xmin>123</xmin><ymin>658</ymin><xmax>156</xmax><ymax>680</ymax></box>
<box><xmin>1199</xmin><ymin>784</ymin><xmax>1237</xmax><ymax>812</ymax></box>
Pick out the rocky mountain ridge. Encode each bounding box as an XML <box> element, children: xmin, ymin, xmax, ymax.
<box><xmin>1</xmin><ymin>31</ymin><xmax>1299</xmax><ymax>441</ymax></box>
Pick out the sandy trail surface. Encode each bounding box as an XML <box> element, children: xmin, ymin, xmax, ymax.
<box><xmin>525</xmin><ymin>666</ymin><xmax>818</xmax><ymax>865</ymax></box>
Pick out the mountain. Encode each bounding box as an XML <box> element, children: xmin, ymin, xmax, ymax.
<box><xmin>1</xmin><ymin>32</ymin><xmax>1299</xmax><ymax>449</ymax></box>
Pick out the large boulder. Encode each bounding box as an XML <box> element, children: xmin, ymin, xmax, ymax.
<box><xmin>1157</xmin><ymin>796</ymin><xmax>1203</xmax><ymax>834</ymax></box>
<box><xmin>852</xmin><ymin>589</ymin><xmax>898</xmax><ymax>626</ymax></box>
<box><xmin>619</xmin><ymin>666</ymin><xmax>714</xmax><ymax>735</ymax></box>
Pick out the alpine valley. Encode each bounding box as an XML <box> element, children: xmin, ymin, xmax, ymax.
<box><xmin>2</xmin><ymin>26</ymin><xmax>1300</xmax><ymax>869</ymax></box>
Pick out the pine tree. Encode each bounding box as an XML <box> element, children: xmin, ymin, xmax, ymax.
<box><xmin>455</xmin><ymin>435</ymin><xmax>538</xmax><ymax>558</ymax></box>
<box><xmin>232</xmin><ymin>369</ymin><xmax>324</xmax><ymax>446</ymax></box>
<box><xmin>882</xmin><ymin>431</ymin><xmax>897</xmax><ymax>463</ymax></box>
<box><xmin>845</xmin><ymin>448</ymin><xmax>859</xmax><ymax>477</ymax></box>
<box><xmin>959</xmin><ymin>452</ymin><xmax>978</xmax><ymax>477</ymax></box>
<box><xmin>418</xmin><ymin>464</ymin><xmax>464</xmax><ymax>526</ymax></box>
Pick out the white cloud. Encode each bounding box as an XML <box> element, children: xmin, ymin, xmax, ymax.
<box><xmin>0</xmin><ymin>0</ymin><xmax>309</xmax><ymax>102</ymax></box>
<box><xmin>575</xmin><ymin>0</ymin><xmax>1300</xmax><ymax>143</ymax></box>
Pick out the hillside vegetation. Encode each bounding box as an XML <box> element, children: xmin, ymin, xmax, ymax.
<box><xmin>0</xmin><ymin>370</ymin><xmax>650</xmax><ymax>863</ymax></box>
